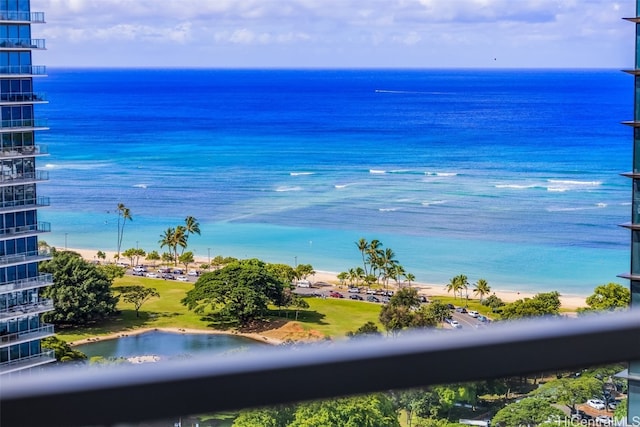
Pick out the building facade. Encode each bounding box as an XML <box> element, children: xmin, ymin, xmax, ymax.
<box><xmin>0</xmin><ymin>0</ymin><xmax>54</xmax><ymax>375</ymax></box>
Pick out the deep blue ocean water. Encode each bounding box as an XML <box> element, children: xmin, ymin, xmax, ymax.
<box><xmin>35</xmin><ymin>68</ymin><xmax>632</xmax><ymax>294</ymax></box>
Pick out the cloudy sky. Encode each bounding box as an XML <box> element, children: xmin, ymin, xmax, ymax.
<box><xmin>33</xmin><ymin>0</ymin><xmax>634</xmax><ymax>68</ymax></box>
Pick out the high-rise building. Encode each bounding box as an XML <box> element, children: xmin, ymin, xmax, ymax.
<box><xmin>0</xmin><ymin>0</ymin><xmax>54</xmax><ymax>375</ymax></box>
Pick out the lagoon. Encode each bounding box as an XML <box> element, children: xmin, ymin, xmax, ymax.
<box><xmin>74</xmin><ymin>331</ymin><xmax>264</xmax><ymax>361</ymax></box>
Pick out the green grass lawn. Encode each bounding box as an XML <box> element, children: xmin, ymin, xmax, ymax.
<box><xmin>56</xmin><ymin>278</ymin><xmax>384</xmax><ymax>342</ymax></box>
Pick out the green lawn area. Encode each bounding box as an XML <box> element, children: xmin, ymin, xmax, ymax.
<box><xmin>56</xmin><ymin>278</ymin><xmax>384</xmax><ymax>343</ymax></box>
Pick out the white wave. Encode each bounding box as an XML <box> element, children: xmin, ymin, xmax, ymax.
<box><xmin>378</xmin><ymin>208</ymin><xmax>398</xmax><ymax>212</ymax></box>
<box><xmin>596</xmin><ymin>203</ymin><xmax>607</xmax><ymax>208</ymax></box>
<box><xmin>422</xmin><ymin>200</ymin><xmax>447</xmax><ymax>206</ymax></box>
<box><xmin>369</xmin><ymin>169</ymin><xmax>386</xmax><ymax>174</ymax></box>
<box><xmin>547</xmin><ymin>179</ymin><xmax>602</xmax><ymax>186</ymax></box>
<box><xmin>546</xmin><ymin>204</ymin><xmax>606</xmax><ymax>212</ymax></box>
<box><xmin>275</xmin><ymin>186</ymin><xmax>303</xmax><ymax>192</ymax></box>
<box><xmin>133</xmin><ymin>184</ymin><xmax>148</xmax><ymax>189</ymax></box>
<box><xmin>425</xmin><ymin>171</ymin><xmax>458</xmax><ymax>177</ymax></box>
<box><xmin>375</xmin><ymin>89</ymin><xmax>448</xmax><ymax>95</ymax></box>
<box><xmin>290</xmin><ymin>172</ymin><xmax>314</xmax><ymax>176</ymax></box>
<box><xmin>44</xmin><ymin>162</ymin><xmax>111</xmax><ymax>171</ymax></box>
<box><xmin>495</xmin><ymin>184</ymin><xmax>538</xmax><ymax>189</ymax></box>
<box><xmin>334</xmin><ymin>184</ymin><xmax>350</xmax><ymax>189</ymax></box>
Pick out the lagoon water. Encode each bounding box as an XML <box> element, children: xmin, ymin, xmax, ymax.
<box><xmin>74</xmin><ymin>331</ymin><xmax>262</xmax><ymax>360</ymax></box>
<box><xmin>37</xmin><ymin>69</ymin><xmax>631</xmax><ymax>294</ymax></box>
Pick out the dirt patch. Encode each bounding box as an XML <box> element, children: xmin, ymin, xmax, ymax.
<box><xmin>259</xmin><ymin>321</ymin><xmax>327</xmax><ymax>342</ymax></box>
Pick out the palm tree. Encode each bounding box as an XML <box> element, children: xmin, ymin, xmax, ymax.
<box><xmin>356</xmin><ymin>238</ymin><xmax>370</xmax><ymax>276</ymax></box>
<box><xmin>116</xmin><ymin>203</ymin><xmax>132</xmax><ymax>259</ymax></box>
<box><xmin>445</xmin><ymin>276</ymin><xmax>461</xmax><ymax>300</ymax></box>
<box><xmin>182</xmin><ymin>216</ymin><xmax>201</xmax><ymax>255</ymax></box>
<box><xmin>454</xmin><ymin>274</ymin><xmax>469</xmax><ymax>301</ymax></box>
<box><xmin>473</xmin><ymin>278</ymin><xmax>491</xmax><ymax>303</ymax></box>
<box><xmin>405</xmin><ymin>273</ymin><xmax>416</xmax><ymax>286</ymax></box>
<box><xmin>159</xmin><ymin>227</ymin><xmax>175</xmax><ymax>263</ymax></box>
<box><xmin>173</xmin><ymin>226</ymin><xmax>187</xmax><ymax>265</ymax></box>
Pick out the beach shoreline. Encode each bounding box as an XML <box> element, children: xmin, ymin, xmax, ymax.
<box><xmin>64</xmin><ymin>246</ymin><xmax>588</xmax><ymax>310</ymax></box>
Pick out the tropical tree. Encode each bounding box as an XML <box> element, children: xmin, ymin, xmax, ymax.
<box><xmin>578</xmin><ymin>283</ymin><xmax>630</xmax><ymax>315</ymax></box>
<box><xmin>532</xmin><ymin>376</ymin><xmax>602</xmax><ymax>413</ymax></box>
<box><xmin>404</xmin><ymin>273</ymin><xmax>416</xmax><ymax>286</ymax></box>
<box><xmin>337</xmin><ymin>271</ymin><xmax>348</xmax><ymax>286</ymax></box>
<box><xmin>119</xmin><ymin>285</ymin><xmax>160</xmax><ymax>317</ymax></box>
<box><xmin>145</xmin><ymin>250</ymin><xmax>160</xmax><ymax>266</ymax></box>
<box><xmin>41</xmin><ymin>336</ymin><xmax>87</xmax><ymax>362</ymax></box>
<box><xmin>346</xmin><ymin>321</ymin><xmax>382</xmax><ymax>338</ymax></box>
<box><xmin>424</xmin><ymin>300</ymin><xmax>453</xmax><ymax>323</ymax></box>
<box><xmin>122</xmin><ymin>247</ymin><xmax>146</xmax><ymax>267</ymax></box>
<box><xmin>289</xmin><ymin>394</ymin><xmax>400</xmax><ymax>427</ymax></box>
<box><xmin>446</xmin><ymin>276</ymin><xmax>462</xmax><ymax>300</ymax></box>
<box><xmin>289</xmin><ymin>294</ymin><xmax>309</xmax><ymax>321</ymax></box>
<box><xmin>159</xmin><ymin>227</ymin><xmax>175</xmax><ymax>261</ymax></box>
<box><xmin>473</xmin><ymin>278</ymin><xmax>491</xmax><ymax>303</ymax></box>
<box><xmin>96</xmin><ymin>264</ymin><xmax>125</xmax><ymax>281</ymax></box>
<box><xmin>40</xmin><ymin>251</ymin><xmax>119</xmax><ymax>326</ymax></box>
<box><xmin>356</xmin><ymin>237</ymin><xmax>370</xmax><ymax>275</ymax></box>
<box><xmin>379</xmin><ymin>287</ymin><xmax>436</xmax><ymax>335</ymax></box>
<box><xmin>492</xmin><ymin>397</ymin><xmax>565</xmax><ymax>427</ymax></box>
<box><xmin>178</xmin><ymin>251</ymin><xmax>195</xmax><ymax>273</ymax></box>
<box><xmin>294</xmin><ymin>263</ymin><xmax>315</xmax><ymax>281</ymax></box>
<box><xmin>96</xmin><ymin>250</ymin><xmax>106</xmax><ymax>262</ymax></box>
<box><xmin>182</xmin><ymin>216</ymin><xmax>201</xmax><ymax>255</ymax></box>
<box><xmin>500</xmin><ymin>291</ymin><xmax>561</xmax><ymax>320</ymax></box>
<box><xmin>116</xmin><ymin>203</ymin><xmax>132</xmax><ymax>259</ymax></box>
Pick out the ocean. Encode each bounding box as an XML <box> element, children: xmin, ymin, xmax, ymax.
<box><xmin>35</xmin><ymin>68</ymin><xmax>632</xmax><ymax>295</ymax></box>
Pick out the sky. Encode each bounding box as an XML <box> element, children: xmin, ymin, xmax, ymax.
<box><xmin>33</xmin><ymin>0</ymin><xmax>635</xmax><ymax>69</ymax></box>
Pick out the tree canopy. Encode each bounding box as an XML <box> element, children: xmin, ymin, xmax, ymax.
<box><xmin>40</xmin><ymin>251</ymin><xmax>119</xmax><ymax>326</ymax></box>
<box><xmin>288</xmin><ymin>394</ymin><xmax>400</xmax><ymax>427</ymax></box>
<box><xmin>118</xmin><ymin>285</ymin><xmax>160</xmax><ymax>317</ymax></box>
<box><xmin>532</xmin><ymin>376</ymin><xmax>602</xmax><ymax>412</ymax></box>
<box><xmin>181</xmin><ymin>258</ymin><xmax>286</xmax><ymax>325</ymax></box>
<box><xmin>492</xmin><ymin>397</ymin><xmax>565</xmax><ymax>427</ymax></box>
<box><xmin>379</xmin><ymin>288</ymin><xmax>437</xmax><ymax>334</ymax></box>
<box><xmin>578</xmin><ymin>283</ymin><xmax>630</xmax><ymax>315</ymax></box>
<box><xmin>500</xmin><ymin>291</ymin><xmax>561</xmax><ymax>320</ymax></box>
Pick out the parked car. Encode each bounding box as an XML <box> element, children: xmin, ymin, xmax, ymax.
<box><xmin>133</xmin><ymin>266</ymin><xmax>147</xmax><ymax>273</ymax></box>
<box><xmin>608</xmin><ymin>401</ymin><xmax>619</xmax><ymax>410</ymax></box>
<box><xmin>477</xmin><ymin>315</ymin><xmax>489</xmax><ymax>322</ymax></box>
<box><xmin>187</xmin><ymin>270</ymin><xmax>199</xmax><ymax>277</ymax></box>
<box><xmin>595</xmin><ymin>415</ymin><xmax>612</xmax><ymax>425</ymax></box>
<box><xmin>571</xmin><ymin>410</ymin><xmax>592</xmax><ymax>421</ymax></box>
<box><xmin>161</xmin><ymin>273</ymin><xmax>175</xmax><ymax>280</ymax></box>
<box><xmin>468</xmin><ymin>310</ymin><xmax>479</xmax><ymax>317</ymax></box>
<box><xmin>132</xmin><ymin>271</ymin><xmax>145</xmax><ymax>276</ymax></box>
<box><xmin>419</xmin><ymin>296</ymin><xmax>428</xmax><ymax>303</ymax></box>
<box><xmin>116</xmin><ymin>262</ymin><xmax>129</xmax><ymax>268</ymax></box>
<box><xmin>145</xmin><ymin>272</ymin><xmax>159</xmax><ymax>278</ymax></box>
<box><xmin>176</xmin><ymin>276</ymin><xmax>188</xmax><ymax>282</ymax></box>
<box><xmin>349</xmin><ymin>294</ymin><xmax>363</xmax><ymax>300</ymax></box>
<box><xmin>587</xmin><ymin>399</ymin><xmax>606</xmax><ymax>410</ymax></box>
<box><xmin>366</xmin><ymin>295</ymin><xmax>380</xmax><ymax>303</ymax></box>
<box><xmin>366</xmin><ymin>289</ymin><xmax>376</xmax><ymax>295</ymax></box>
<box><xmin>455</xmin><ymin>307</ymin><xmax>467</xmax><ymax>314</ymax></box>
<box><xmin>447</xmin><ymin>303</ymin><xmax>455</xmax><ymax>309</ymax></box>
<box><xmin>347</xmin><ymin>287</ymin><xmax>360</xmax><ymax>293</ymax></box>
<box><xmin>329</xmin><ymin>291</ymin><xmax>344</xmax><ymax>298</ymax></box>
<box><xmin>173</xmin><ymin>269</ymin><xmax>184</xmax><ymax>275</ymax></box>
<box><xmin>450</xmin><ymin>320</ymin><xmax>462</xmax><ymax>329</ymax></box>
<box><xmin>296</xmin><ymin>280</ymin><xmax>311</xmax><ymax>288</ymax></box>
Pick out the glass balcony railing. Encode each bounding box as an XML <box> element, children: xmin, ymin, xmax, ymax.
<box><xmin>0</xmin><ymin>144</ymin><xmax>48</xmax><ymax>157</ymax></box>
<box><xmin>0</xmin><ymin>311</ymin><xmax>638</xmax><ymax>427</ymax></box>
<box><xmin>0</xmin><ymin>39</ymin><xmax>45</xmax><ymax>49</ymax></box>
<box><xmin>0</xmin><ymin>92</ymin><xmax>46</xmax><ymax>103</ymax></box>
<box><xmin>0</xmin><ymin>298</ymin><xmax>53</xmax><ymax>320</ymax></box>
<box><xmin>0</xmin><ymin>248</ymin><xmax>51</xmax><ymax>267</ymax></box>
<box><xmin>0</xmin><ymin>119</ymin><xmax>48</xmax><ymax>130</ymax></box>
<box><xmin>0</xmin><ymin>324</ymin><xmax>54</xmax><ymax>348</ymax></box>
<box><xmin>0</xmin><ymin>11</ymin><xmax>45</xmax><ymax>23</ymax></box>
<box><xmin>0</xmin><ymin>196</ymin><xmax>50</xmax><ymax>212</ymax></box>
<box><xmin>0</xmin><ymin>170</ymin><xmax>49</xmax><ymax>185</ymax></box>
<box><xmin>0</xmin><ymin>349</ymin><xmax>55</xmax><ymax>375</ymax></box>
<box><xmin>0</xmin><ymin>273</ymin><xmax>53</xmax><ymax>295</ymax></box>
<box><xmin>0</xmin><ymin>65</ymin><xmax>46</xmax><ymax>76</ymax></box>
<box><xmin>0</xmin><ymin>221</ymin><xmax>50</xmax><ymax>239</ymax></box>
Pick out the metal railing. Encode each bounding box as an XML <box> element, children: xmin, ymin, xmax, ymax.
<box><xmin>0</xmin><ymin>298</ymin><xmax>53</xmax><ymax>320</ymax></box>
<box><xmin>0</xmin><ymin>92</ymin><xmax>46</xmax><ymax>103</ymax></box>
<box><xmin>0</xmin><ymin>196</ymin><xmax>49</xmax><ymax>212</ymax></box>
<box><xmin>0</xmin><ymin>119</ymin><xmax>47</xmax><ymax>130</ymax></box>
<box><xmin>0</xmin><ymin>145</ymin><xmax>48</xmax><ymax>157</ymax></box>
<box><xmin>0</xmin><ymin>324</ymin><xmax>54</xmax><ymax>348</ymax></box>
<box><xmin>0</xmin><ymin>170</ymin><xmax>49</xmax><ymax>185</ymax></box>
<box><xmin>0</xmin><ymin>349</ymin><xmax>55</xmax><ymax>375</ymax></box>
<box><xmin>0</xmin><ymin>11</ymin><xmax>45</xmax><ymax>23</ymax></box>
<box><xmin>1</xmin><ymin>311</ymin><xmax>639</xmax><ymax>427</ymax></box>
<box><xmin>0</xmin><ymin>65</ymin><xmax>46</xmax><ymax>76</ymax></box>
<box><xmin>0</xmin><ymin>273</ymin><xmax>53</xmax><ymax>295</ymax></box>
<box><xmin>0</xmin><ymin>249</ymin><xmax>51</xmax><ymax>266</ymax></box>
<box><xmin>0</xmin><ymin>39</ymin><xmax>45</xmax><ymax>49</ymax></box>
<box><xmin>0</xmin><ymin>222</ymin><xmax>50</xmax><ymax>239</ymax></box>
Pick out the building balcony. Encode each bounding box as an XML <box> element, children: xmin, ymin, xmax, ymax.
<box><xmin>0</xmin><ymin>39</ymin><xmax>45</xmax><ymax>50</ymax></box>
<box><xmin>0</xmin><ymin>11</ymin><xmax>45</xmax><ymax>23</ymax></box>
<box><xmin>0</xmin><ymin>170</ymin><xmax>49</xmax><ymax>186</ymax></box>
<box><xmin>0</xmin><ymin>196</ymin><xmax>50</xmax><ymax>214</ymax></box>
<box><xmin>0</xmin><ymin>298</ymin><xmax>53</xmax><ymax>321</ymax></box>
<box><xmin>0</xmin><ymin>249</ymin><xmax>52</xmax><ymax>268</ymax></box>
<box><xmin>0</xmin><ymin>92</ymin><xmax>47</xmax><ymax>105</ymax></box>
<box><xmin>0</xmin><ymin>324</ymin><xmax>54</xmax><ymax>349</ymax></box>
<box><xmin>0</xmin><ymin>273</ymin><xmax>53</xmax><ymax>296</ymax></box>
<box><xmin>0</xmin><ymin>349</ymin><xmax>55</xmax><ymax>376</ymax></box>
<box><xmin>0</xmin><ymin>119</ymin><xmax>48</xmax><ymax>132</ymax></box>
<box><xmin>0</xmin><ymin>222</ymin><xmax>50</xmax><ymax>241</ymax></box>
<box><xmin>0</xmin><ymin>144</ymin><xmax>48</xmax><ymax>158</ymax></box>
<box><xmin>0</xmin><ymin>65</ymin><xmax>46</xmax><ymax>77</ymax></box>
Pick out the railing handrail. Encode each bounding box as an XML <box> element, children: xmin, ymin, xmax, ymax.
<box><xmin>0</xmin><ymin>196</ymin><xmax>50</xmax><ymax>211</ymax></box>
<box><xmin>2</xmin><ymin>311</ymin><xmax>640</xmax><ymax>427</ymax></box>
<box><xmin>0</xmin><ymin>324</ymin><xmax>54</xmax><ymax>345</ymax></box>
<box><xmin>0</xmin><ymin>298</ymin><xmax>53</xmax><ymax>318</ymax></box>
<box><xmin>0</xmin><ymin>11</ymin><xmax>45</xmax><ymax>23</ymax></box>
<box><xmin>0</xmin><ymin>249</ymin><xmax>51</xmax><ymax>266</ymax></box>
<box><xmin>0</xmin><ymin>38</ymin><xmax>45</xmax><ymax>49</ymax></box>
<box><xmin>0</xmin><ymin>65</ymin><xmax>46</xmax><ymax>75</ymax></box>
<box><xmin>0</xmin><ymin>273</ymin><xmax>53</xmax><ymax>294</ymax></box>
<box><xmin>0</xmin><ymin>349</ymin><xmax>54</xmax><ymax>369</ymax></box>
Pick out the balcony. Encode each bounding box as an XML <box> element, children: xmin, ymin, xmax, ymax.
<box><xmin>0</xmin><ymin>222</ymin><xmax>50</xmax><ymax>241</ymax></box>
<box><xmin>0</xmin><ymin>324</ymin><xmax>54</xmax><ymax>349</ymax></box>
<box><xmin>0</xmin><ymin>196</ymin><xmax>50</xmax><ymax>214</ymax></box>
<box><xmin>0</xmin><ymin>144</ymin><xmax>48</xmax><ymax>158</ymax></box>
<box><xmin>0</xmin><ymin>65</ymin><xmax>46</xmax><ymax>77</ymax></box>
<box><xmin>0</xmin><ymin>273</ymin><xmax>53</xmax><ymax>295</ymax></box>
<box><xmin>0</xmin><ymin>249</ymin><xmax>52</xmax><ymax>267</ymax></box>
<box><xmin>0</xmin><ymin>92</ymin><xmax>47</xmax><ymax>105</ymax></box>
<box><xmin>0</xmin><ymin>119</ymin><xmax>48</xmax><ymax>132</ymax></box>
<box><xmin>0</xmin><ymin>349</ymin><xmax>55</xmax><ymax>376</ymax></box>
<box><xmin>0</xmin><ymin>298</ymin><xmax>53</xmax><ymax>320</ymax></box>
<box><xmin>0</xmin><ymin>170</ymin><xmax>49</xmax><ymax>186</ymax></box>
<box><xmin>0</xmin><ymin>39</ymin><xmax>45</xmax><ymax>50</ymax></box>
<box><xmin>0</xmin><ymin>11</ymin><xmax>45</xmax><ymax>23</ymax></box>
<box><xmin>0</xmin><ymin>311</ymin><xmax>638</xmax><ymax>427</ymax></box>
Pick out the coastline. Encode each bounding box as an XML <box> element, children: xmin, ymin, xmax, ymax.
<box><xmin>65</xmin><ymin>246</ymin><xmax>588</xmax><ymax>310</ymax></box>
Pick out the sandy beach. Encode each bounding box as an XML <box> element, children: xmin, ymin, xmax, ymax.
<box><xmin>63</xmin><ymin>246</ymin><xmax>588</xmax><ymax>310</ymax></box>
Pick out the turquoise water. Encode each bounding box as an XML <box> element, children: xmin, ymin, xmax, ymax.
<box><xmin>36</xmin><ymin>69</ymin><xmax>631</xmax><ymax>295</ymax></box>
